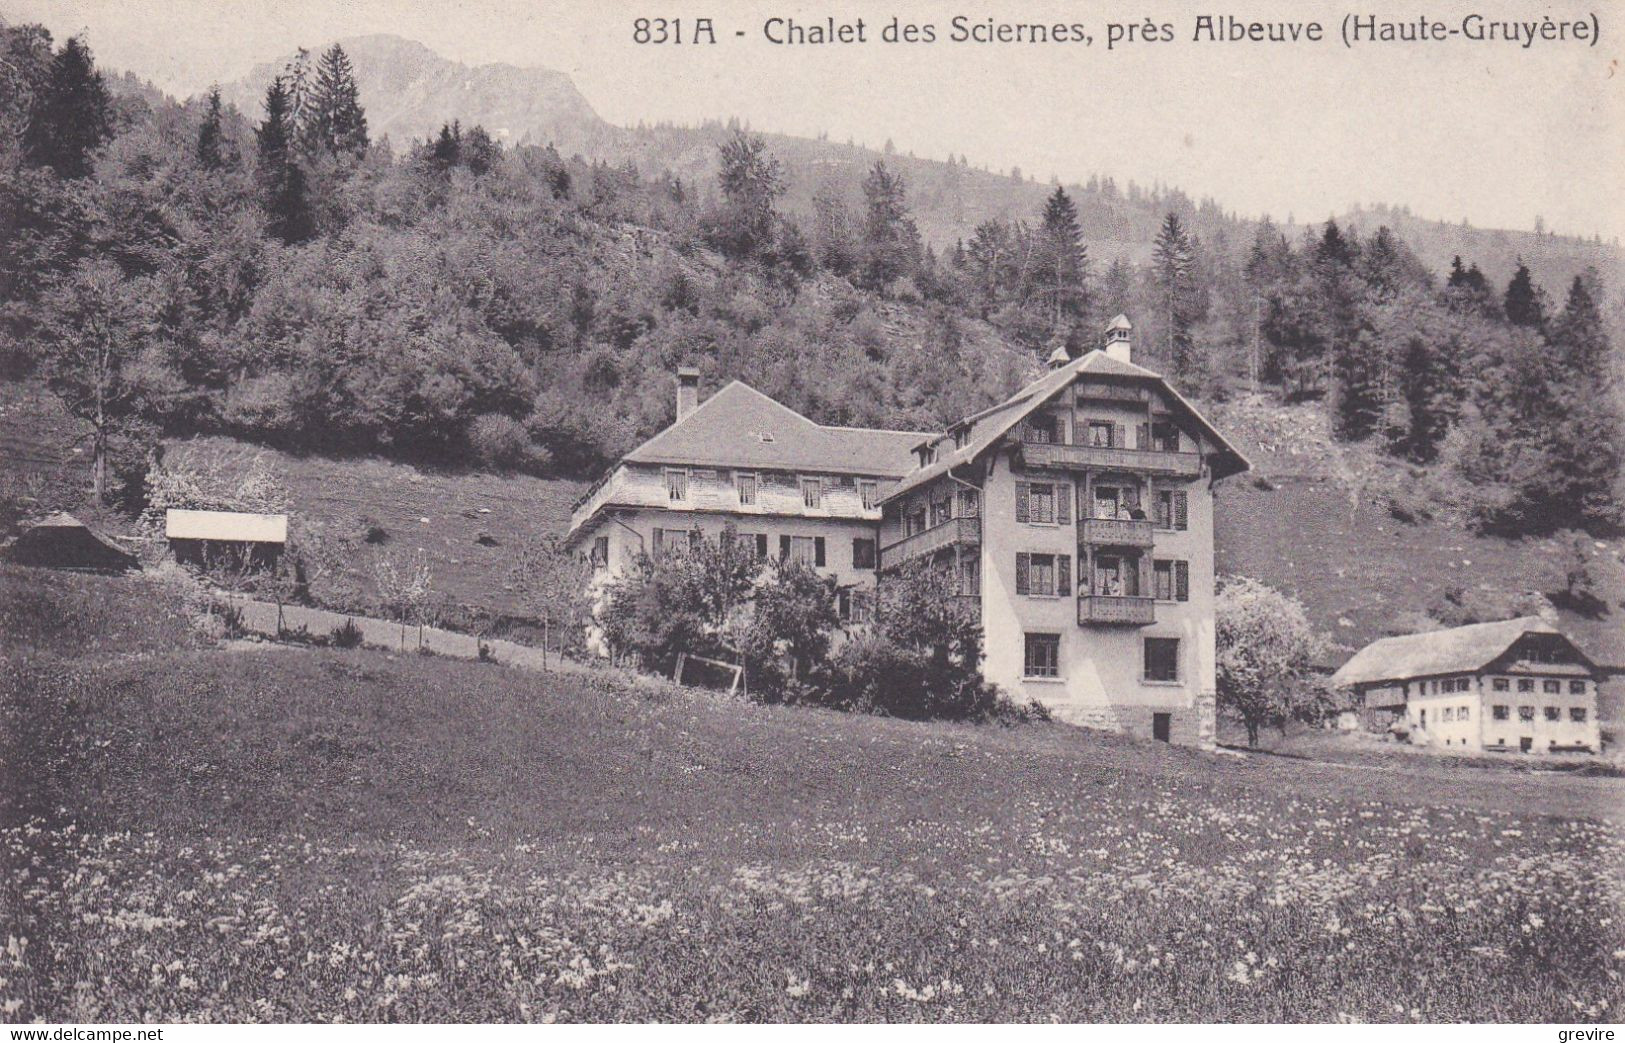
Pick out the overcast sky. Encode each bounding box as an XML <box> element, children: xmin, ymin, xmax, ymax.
<box><xmin>5</xmin><ymin>0</ymin><xmax>1621</xmax><ymax>239</ymax></box>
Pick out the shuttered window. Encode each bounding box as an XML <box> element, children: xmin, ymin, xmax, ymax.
<box><xmin>1016</xmin><ymin>552</ymin><xmax>1069</xmax><ymax>596</ymax></box>
<box><xmin>1154</xmin><ymin>489</ymin><xmax>1189</xmax><ymax>531</ymax></box>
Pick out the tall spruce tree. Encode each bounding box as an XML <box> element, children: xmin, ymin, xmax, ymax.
<box><xmin>1034</xmin><ymin>186</ymin><xmax>1089</xmax><ymax>338</ymax></box>
<box><xmin>196</xmin><ymin>85</ymin><xmax>227</xmax><ymax>170</ymax></box>
<box><xmin>302</xmin><ymin>44</ymin><xmax>368</xmax><ymax>159</ymax></box>
<box><xmin>1543</xmin><ymin>274</ymin><xmax>1624</xmax><ymax>529</ymax></box>
<box><xmin>255</xmin><ymin>77</ymin><xmax>313</xmax><ymax>243</ymax></box>
<box><xmin>1151</xmin><ymin>212</ymin><xmax>1197</xmax><ymax>378</ymax></box>
<box><xmin>23</xmin><ymin>35</ymin><xmax>111</xmax><ymax>178</ymax></box>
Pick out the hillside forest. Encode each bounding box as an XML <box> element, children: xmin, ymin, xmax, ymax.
<box><xmin>1</xmin><ymin>27</ymin><xmax>1621</xmax><ymax>540</ymax></box>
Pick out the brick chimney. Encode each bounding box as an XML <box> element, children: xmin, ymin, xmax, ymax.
<box><xmin>1103</xmin><ymin>314</ymin><xmax>1132</xmax><ymax>363</ymax></box>
<box><xmin>676</xmin><ymin>367</ymin><xmax>701</xmax><ymax>422</ymax></box>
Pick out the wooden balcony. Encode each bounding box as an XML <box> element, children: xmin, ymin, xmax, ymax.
<box><xmin>1020</xmin><ymin>441</ymin><xmax>1201</xmax><ymax>477</ymax></box>
<box><xmin>1078</xmin><ymin>517</ymin><xmax>1155</xmax><ymax>548</ymax></box>
<box><xmin>1077</xmin><ymin>594</ymin><xmax>1156</xmax><ymax>627</ymax></box>
<box><xmin>879</xmin><ymin>516</ymin><xmax>981</xmax><ymax>570</ymax></box>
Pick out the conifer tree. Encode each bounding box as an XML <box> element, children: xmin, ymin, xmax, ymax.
<box><xmin>302</xmin><ymin>44</ymin><xmax>368</xmax><ymax>159</ymax></box>
<box><xmin>710</xmin><ymin>131</ymin><xmax>783</xmax><ymax>259</ymax></box>
<box><xmin>23</xmin><ymin>35</ymin><xmax>111</xmax><ymax>178</ymax></box>
<box><xmin>859</xmin><ymin>161</ymin><xmax>920</xmax><ymax>291</ymax></box>
<box><xmin>1503</xmin><ymin>260</ymin><xmax>1546</xmax><ymax>330</ymax></box>
<box><xmin>1034</xmin><ymin>186</ymin><xmax>1089</xmax><ymax>336</ymax></box>
<box><xmin>255</xmin><ymin>77</ymin><xmax>313</xmax><ymax>243</ymax></box>
<box><xmin>1151</xmin><ymin>212</ymin><xmax>1197</xmax><ymax>378</ymax></box>
<box><xmin>196</xmin><ymin>85</ymin><xmax>227</xmax><ymax>170</ymax></box>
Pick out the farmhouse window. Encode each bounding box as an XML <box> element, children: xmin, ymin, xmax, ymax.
<box><xmin>1150</xmin><ymin>418</ymin><xmax>1181</xmax><ymax>452</ymax></box>
<box><xmin>852</xmin><ymin>538</ymin><xmax>877</xmax><ymax>570</ymax></box>
<box><xmin>1570</xmin><ymin>680</ymin><xmax>1588</xmax><ymax>695</ymax></box>
<box><xmin>1144</xmin><ymin>637</ymin><xmax>1180</xmax><ymax>683</ymax></box>
<box><xmin>1023</xmin><ymin>633</ymin><xmax>1061</xmax><ymax>678</ymax></box>
<box><xmin>801</xmin><ymin>478</ymin><xmax>823</xmax><ymax>509</ymax></box>
<box><xmin>1517</xmin><ymin>679</ymin><xmax>1534</xmax><ymax>693</ymax></box>
<box><xmin>1518</xmin><ymin>706</ymin><xmax>1535</xmax><ymax>721</ymax></box>
<box><xmin>1493</xmin><ymin>678</ymin><xmax>1509</xmax><ymax>692</ymax></box>
<box><xmin>781</xmin><ymin>535</ymin><xmax>825</xmax><ymax>567</ymax></box>
<box><xmin>1154</xmin><ymin>489</ymin><xmax>1189</xmax><ymax>530</ymax></box>
<box><xmin>1492</xmin><ymin>705</ymin><xmax>1509</xmax><ymax>720</ymax></box>
<box><xmin>1459</xmin><ymin>705</ymin><xmax>1470</xmax><ymax>719</ymax></box>
<box><xmin>1152</xmin><ymin>560</ymin><xmax>1190</xmax><ymax>602</ymax></box>
<box><xmin>736</xmin><ymin>472</ymin><xmax>758</xmax><ymax>505</ymax></box>
<box><xmin>859</xmin><ymin>480</ymin><xmax>879</xmax><ymax>511</ymax></box>
<box><xmin>1442</xmin><ymin>708</ymin><xmax>1453</xmax><ymax>722</ymax></box>
<box><xmin>1087</xmin><ymin>420</ymin><xmax>1115</xmax><ymax>447</ymax></box>
<box><xmin>1026</xmin><ymin>414</ymin><xmax>1057</xmax><ymax>444</ymax></box>
<box><xmin>1570</xmin><ymin>707</ymin><xmax>1588</xmax><ymax>723</ymax></box>
<box><xmin>958</xmin><ymin>557</ymin><xmax>980</xmax><ymax>597</ymax></box>
<box><xmin>1542</xmin><ymin>680</ymin><xmax>1561</xmax><ymax>694</ymax></box>
<box><xmin>1544</xmin><ymin>706</ymin><xmax>1561</xmax><ymax>722</ymax></box>
<box><xmin>665</xmin><ymin>469</ymin><xmax>688</xmax><ymax>501</ymax></box>
<box><xmin>591</xmin><ymin>536</ymin><xmax>609</xmax><ymax>570</ymax></box>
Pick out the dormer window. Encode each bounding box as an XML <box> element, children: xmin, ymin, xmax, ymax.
<box><xmin>915</xmin><ymin>445</ymin><xmax>936</xmax><ymax>467</ymax></box>
<box><xmin>665</xmin><ymin>468</ymin><xmax>688</xmax><ymax>501</ymax></box>
<box><xmin>759</xmin><ymin>431</ymin><xmax>775</xmax><ymax>443</ymax></box>
<box><xmin>953</xmin><ymin>427</ymin><xmax>970</xmax><ymax>450</ymax></box>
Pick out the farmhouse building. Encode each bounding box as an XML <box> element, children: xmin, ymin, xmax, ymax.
<box><xmin>1329</xmin><ymin>616</ymin><xmax>1603</xmax><ymax>755</ymax></box>
<box><xmin>566</xmin><ymin>317</ymin><xmax>1250</xmax><ymax>747</ymax></box>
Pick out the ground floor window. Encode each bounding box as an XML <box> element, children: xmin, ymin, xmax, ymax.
<box><xmin>1024</xmin><ymin>633</ymin><xmax>1060</xmax><ymax>679</ymax></box>
<box><xmin>1143</xmin><ymin>637</ymin><xmax>1180</xmax><ymax>683</ymax></box>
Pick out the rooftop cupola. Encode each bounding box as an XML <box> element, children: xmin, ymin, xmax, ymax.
<box><xmin>1104</xmin><ymin>314</ymin><xmax>1132</xmax><ymax>363</ymax></box>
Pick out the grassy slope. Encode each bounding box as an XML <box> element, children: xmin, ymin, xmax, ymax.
<box><xmin>3</xmin><ymin>567</ymin><xmax>1622</xmax><ymax>1021</ymax></box>
<box><xmin>3</xmin><ymin>378</ymin><xmax>1620</xmax><ymax>665</ymax></box>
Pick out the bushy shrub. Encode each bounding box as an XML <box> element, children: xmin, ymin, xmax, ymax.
<box><xmin>330</xmin><ymin>618</ymin><xmax>364</xmax><ymax>649</ymax></box>
<box><xmin>467</xmin><ymin>413</ymin><xmax>552</xmax><ymax>474</ymax></box>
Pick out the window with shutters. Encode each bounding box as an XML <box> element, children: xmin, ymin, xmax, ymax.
<box><xmin>665</xmin><ymin>468</ymin><xmax>688</xmax><ymax>501</ymax></box>
<box><xmin>852</xmin><ymin>537</ymin><xmax>876</xmax><ymax>569</ymax></box>
<box><xmin>859</xmin><ymin>480</ymin><xmax>878</xmax><ymax>510</ymax></box>
<box><xmin>1152</xmin><ymin>560</ymin><xmax>1187</xmax><ymax>602</ymax></box>
<box><xmin>736</xmin><ymin>472</ymin><xmax>757</xmax><ymax>505</ymax></box>
<box><xmin>1027</xmin><ymin>482</ymin><xmax>1056</xmax><ymax>524</ymax></box>
<box><xmin>1023</xmin><ymin>633</ymin><xmax>1061</xmax><ymax>678</ymax></box>
<box><xmin>1154</xmin><ymin>489</ymin><xmax>1188</xmax><ymax>530</ymax></box>
<box><xmin>801</xmin><ymin>477</ymin><xmax>822</xmax><ymax>509</ymax></box>
<box><xmin>1143</xmin><ymin>637</ymin><xmax>1180</xmax><ymax>683</ymax></box>
<box><xmin>1087</xmin><ymin>420</ymin><xmax>1114</xmax><ymax>447</ymax></box>
<box><xmin>784</xmin><ymin>535</ymin><xmax>821</xmax><ymax>566</ymax></box>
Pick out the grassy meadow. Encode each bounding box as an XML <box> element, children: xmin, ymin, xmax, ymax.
<box><xmin>2</xmin><ymin>565</ymin><xmax>1623</xmax><ymax>1022</ymax></box>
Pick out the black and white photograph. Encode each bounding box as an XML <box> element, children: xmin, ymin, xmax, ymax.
<box><xmin>0</xmin><ymin>0</ymin><xmax>1621</xmax><ymax>1028</ymax></box>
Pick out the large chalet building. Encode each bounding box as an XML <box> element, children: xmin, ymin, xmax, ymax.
<box><xmin>566</xmin><ymin>317</ymin><xmax>1250</xmax><ymax>746</ymax></box>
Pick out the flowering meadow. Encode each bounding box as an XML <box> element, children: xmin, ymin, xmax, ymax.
<box><xmin>3</xmin><ymin>568</ymin><xmax>1624</xmax><ymax>1022</ymax></box>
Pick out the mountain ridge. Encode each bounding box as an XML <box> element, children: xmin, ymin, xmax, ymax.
<box><xmin>206</xmin><ymin>34</ymin><xmax>1623</xmax><ymax>294</ymax></box>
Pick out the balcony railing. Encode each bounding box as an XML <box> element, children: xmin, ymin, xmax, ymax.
<box><xmin>1078</xmin><ymin>594</ymin><xmax>1156</xmax><ymax>627</ymax></box>
<box><xmin>1078</xmin><ymin>517</ymin><xmax>1155</xmax><ymax>547</ymax></box>
<box><xmin>880</xmin><ymin>516</ymin><xmax>981</xmax><ymax>570</ymax></box>
<box><xmin>1021</xmin><ymin>441</ymin><xmax>1201</xmax><ymax>477</ymax></box>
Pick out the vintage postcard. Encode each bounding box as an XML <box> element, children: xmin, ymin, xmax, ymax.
<box><xmin>0</xmin><ymin>0</ymin><xmax>1620</xmax><ymax>1030</ymax></box>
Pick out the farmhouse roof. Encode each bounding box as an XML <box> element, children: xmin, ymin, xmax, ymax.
<box><xmin>883</xmin><ymin>349</ymin><xmax>1250</xmax><ymax>501</ymax></box>
<box><xmin>621</xmin><ymin>381</ymin><xmax>931</xmax><ymax>478</ymax></box>
<box><xmin>1328</xmin><ymin>616</ymin><xmax>1597</xmax><ymax>687</ymax></box>
<box><xmin>165</xmin><ymin>508</ymin><xmax>288</xmax><ymax>543</ymax></box>
<box><xmin>4</xmin><ymin>513</ymin><xmax>139</xmax><ymax>572</ymax></box>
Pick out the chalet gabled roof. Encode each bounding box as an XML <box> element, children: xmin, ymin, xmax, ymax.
<box><xmin>881</xmin><ymin>350</ymin><xmax>1250</xmax><ymax>502</ymax></box>
<box><xmin>1328</xmin><ymin>616</ymin><xmax>1599</xmax><ymax>688</ymax></box>
<box><xmin>621</xmin><ymin>381</ymin><xmax>931</xmax><ymax>478</ymax></box>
